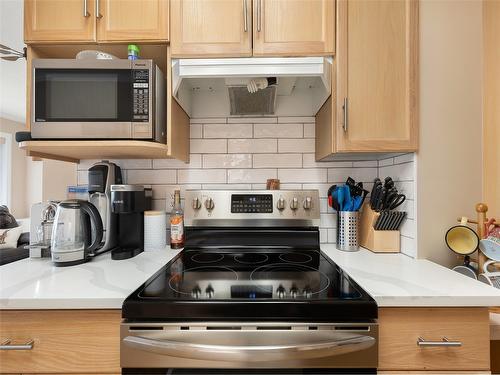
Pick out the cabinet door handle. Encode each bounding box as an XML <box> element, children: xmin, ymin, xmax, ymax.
<box><xmin>96</xmin><ymin>0</ymin><xmax>103</xmax><ymax>18</ymax></box>
<box><xmin>243</xmin><ymin>0</ymin><xmax>248</xmax><ymax>32</ymax></box>
<box><xmin>83</xmin><ymin>0</ymin><xmax>90</xmax><ymax>17</ymax></box>
<box><xmin>417</xmin><ymin>337</ymin><xmax>462</xmax><ymax>347</ymax></box>
<box><xmin>0</xmin><ymin>339</ymin><xmax>34</xmax><ymax>350</ymax></box>
<box><xmin>257</xmin><ymin>0</ymin><xmax>262</xmax><ymax>32</ymax></box>
<box><xmin>342</xmin><ymin>97</ymin><xmax>348</xmax><ymax>132</ymax></box>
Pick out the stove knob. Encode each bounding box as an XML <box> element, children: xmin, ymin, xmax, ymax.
<box><xmin>277</xmin><ymin>285</ymin><xmax>286</xmax><ymax>299</ymax></box>
<box><xmin>290</xmin><ymin>287</ymin><xmax>299</xmax><ymax>299</ymax></box>
<box><xmin>277</xmin><ymin>197</ymin><xmax>286</xmax><ymax>211</ymax></box>
<box><xmin>191</xmin><ymin>286</ymin><xmax>202</xmax><ymax>299</ymax></box>
<box><xmin>303</xmin><ymin>196</ymin><xmax>312</xmax><ymax>210</ymax></box>
<box><xmin>205</xmin><ymin>198</ymin><xmax>215</xmax><ymax>211</ymax></box>
<box><xmin>290</xmin><ymin>197</ymin><xmax>299</xmax><ymax>211</ymax></box>
<box><xmin>205</xmin><ymin>285</ymin><xmax>215</xmax><ymax>299</ymax></box>
<box><xmin>192</xmin><ymin>197</ymin><xmax>202</xmax><ymax>210</ymax></box>
<box><xmin>303</xmin><ymin>287</ymin><xmax>312</xmax><ymax>299</ymax></box>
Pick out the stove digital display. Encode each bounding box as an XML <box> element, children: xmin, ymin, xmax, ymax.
<box><xmin>231</xmin><ymin>285</ymin><xmax>272</xmax><ymax>298</ymax></box>
<box><xmin>231</xmin><ymin>194</ymin><xmax>273</xmax><ymax>213</ymax></box>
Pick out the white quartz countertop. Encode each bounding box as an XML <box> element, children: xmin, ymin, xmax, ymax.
<box><xmin>2</xmin><ymin>245</ymin><xmax>500</xmax><ymax>309</ymax></box>
<box><xmin>321</xmin><ymin>244</ymin><xmax>500</xmax><ymax>307</ymax></box>
<box><xmin>0</xmin><ymin>250</ymin><xmax>180</xmax><ymax>309</ymax></box>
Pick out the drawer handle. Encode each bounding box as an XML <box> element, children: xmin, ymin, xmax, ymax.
<box><xmin>417</xmin><ymin>337</ymin><xmax>462</xmax><ymax>347</ymax></box>
<box><xmin>0</xmin><ymin>339</ymin><xmax>34</xmax><ymax>350</ymax></box>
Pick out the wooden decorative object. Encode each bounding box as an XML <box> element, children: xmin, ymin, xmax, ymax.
<box><xmin>359</xmin><ymin>203</ymin><xmax>400</xmax><ymax>253</ymax></box>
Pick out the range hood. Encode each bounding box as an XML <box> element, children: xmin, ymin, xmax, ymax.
<box><xmin>172</xmin><ymin>57</ymin><xmax>333</xmax><ymax>118</ymax></box>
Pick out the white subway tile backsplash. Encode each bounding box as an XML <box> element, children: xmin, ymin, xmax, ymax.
<box><xmin>327</xmin><ymin>229</ymin><xmax>337</xmax><ymax>244</ymax></box>
<box><xmin>278</xmin><ymin>168</ymin><xmax>327</xmax><ymax>183</ymax></box>
<box><xmin>254</xmin><ymin>123</ymin><xmax>303</xmax><ymax>138</ymax></box>
<box><xmin>328</xmin><ymin>168</ymin><xmax>377</xmax><ymax>183</ymax></box>
<box><xmin>204</xmin><ymin>123</ymin><xmax>253</xmax><ymax>138</ymax></box>
<box><xmin>303</xmin><ymin>123</ymin><xmax>315</xmax><ymax>138</ymax></box>
<box><xmin>253</xmin><ymin>154</ymin><xmax>302</xmax><ymax>168</ymax></box>
<box><xmin>379</xmin><ymin>162</ymin><xmax>414</xmax><ymax>182</ymax></box>
<box><xmin>278</xmin><ymin>116</ymin><xmax>315</xmax><ymax>123</ymax></box>
<box><xmin>77</xmin><ymin>170</ymin><xmax>88</xmax><ymax>185</ymax></box>
<box><xmin>320</xmin><ymin>213</ymin><xmax>337</xmax><ymax>228</ymax></box>
<box><xmin>190</xmin><ymin>124</ymin><xmax>203</xmax><ymax>138</ymax></box>
<box><xmin>302</xmin><ymin>154</ymin><xmax>352</xmax><ymax>168</ymax></box>
<box><xmin>320</xmin><ymin>229</ymin><xmax>328</xmax><ymax>244</ymax></box>
<box><xmin>378</xmin><ymin>157</ymin><xmax>394</xmax><ymax>167</ymax></box>
<box><xmin>190</xmin><ymin>139</ymin><xmax>227</xmax><ymax>153</ymax></box>
<box><xmin>394</xmin><ymin>153</ymin><xmax>415</xmax><ymax>165</ymax></box>
<box><xmin>228</xmin><ymin>139</ymin><xmax>277</xmax><ymax>153</ymax></box>
<box><xmin>178</xmin><ymin>169</ymin><xmax>226</xmax><ymax>184</ymax></box>
<box><xmin>127</xmin><ymin>169</ymin><xmax>176</xmax><ymax>184</ymax></box>
<box><xmin>203</xmin><ymin>154</ymin><xmax>252</xmax><ymax>168</ymax></box>
<box><xmin>202</xmin><ymin>184</ymin><xmax>252</xmax><ymax>190</ymax></box>
<box><xmin>278</xmin><ymin>138</ymin><xmax>315</xmax><ymax>153</ymax></box>
<box><xmin>152</xmin><ymin>199</ymin><xmax>167</xmax><ymax>211</ymax></box>
<box><xmin>190</xmin><ymin>117</ymin><xmax>227</xmax><ymax>124</ymax></box>
<box><xmin>153</xmin><ymin>154</ymin><xmax>202</xmax><ymax>169</ymax></box>
<box><xmin>228</xmin><ymin>169</ymin><xmax>277</xmax><ymax>184</ymax></box>
<box><xmin>227</xmin><ymin>117</ymin><xmax>277</xmax><ymax>123</ymax></box>
<box><xmin>353</xmin><ymin>160</ymin><xmax>378</xmax><ymax>168</ymax></box>
<box><xmin>151</xmin><ymin>184</ymin><xmax>202</xmax><ymax>199</ymax></box>
<box><xmin>77</xmin><ymin>116</ymin><xmax>416</xmax><ymax>254</ymax></box>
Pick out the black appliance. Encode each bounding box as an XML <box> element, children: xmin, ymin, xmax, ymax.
<box><xmin>88</xmin><ymin>160</ymin><xmax>123</xmax><ymax>252</ymax></box>
<box><xmin>111</xmin><ymin>185</ymin><xmax>151</xmax><ymax>260</ymax></box>
<box><xmin>121</xmin><ymin>190</ymin><xmax>378</xmax><ymax>374</ymax></box>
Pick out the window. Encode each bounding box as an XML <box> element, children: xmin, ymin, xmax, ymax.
<box><xmin>0</xmin><ymin>132</ymin><xmax>11</xmax><ymax>207</ymax></box>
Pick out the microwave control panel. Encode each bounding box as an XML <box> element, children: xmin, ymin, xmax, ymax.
<box><xmin>132</xmin><ymin>70</ymin><xmax>149</xmax><ymax>122</ymax></box>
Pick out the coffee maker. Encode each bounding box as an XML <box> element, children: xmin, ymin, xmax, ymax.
<box><xmin>88</xmin><ymin>161</ymin><xmax>122</xmax><ymax>252</ymax></box>
<box><xmin>110</xmin><ymin>185</ymin><xmax>152</xmax><ymax>260</ymax></box>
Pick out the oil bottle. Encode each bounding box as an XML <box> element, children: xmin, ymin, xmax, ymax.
<box><xmin>170</xmin><ymin>190</ymin><xmax>184</xmax><ymax>249</ymax></box>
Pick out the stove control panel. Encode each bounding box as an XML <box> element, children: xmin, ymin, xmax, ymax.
<box><xmin>184</xmin><ymin>190</ymin><xmax>320</xmax><ymax>227</ymax></box>
<box><xmin>231</xmin><ymin>194</ymin><xmax>273</xmax><ymax>213</ymax></box>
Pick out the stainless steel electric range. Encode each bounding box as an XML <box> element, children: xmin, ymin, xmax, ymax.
<box><xmin>121</xmin><ymin>190</ymin><xmax>378</xmax><ymax>374</ymax></box>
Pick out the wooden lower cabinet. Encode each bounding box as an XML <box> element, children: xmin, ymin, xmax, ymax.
<box><xmin>0</xmin><ymin>310</ymin><xmax>121</xmax><ymax>374</ymax></box>
<box><xmin>378</xmin><ymin>307</ymin><xmax>490</xmax><ymax>372</ymax></box>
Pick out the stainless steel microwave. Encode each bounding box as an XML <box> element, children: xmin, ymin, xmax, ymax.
<box><xmin>31</xmin><ymin>59</ymin><xmax>166</xmax><ymax>142</ymax></box>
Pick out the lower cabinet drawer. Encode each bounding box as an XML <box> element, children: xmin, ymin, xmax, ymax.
<box><xmin>378</xmin><ymin>307</ymin><xmax>490</xmax><ymax>371</ymax></box>
<box><xmin>0</xmin><ymin>310</ymin><xmax>121</xmax><ymax>374</ymax></box>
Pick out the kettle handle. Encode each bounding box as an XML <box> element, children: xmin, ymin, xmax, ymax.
<box><xmin>79</xmin><ymin>201</ymin><xmax>103</xmax><ymax>254</ymax></box>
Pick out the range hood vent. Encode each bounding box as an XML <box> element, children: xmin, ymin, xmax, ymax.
<box><xmin>172</xmin><ymin>57</ymin><xmax>333</xmax><ymax>118</ymax></box>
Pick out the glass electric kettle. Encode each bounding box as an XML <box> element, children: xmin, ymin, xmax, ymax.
<box><xmin>51</xmin><ymin>200</ymin><xmax>104</xmax><ymax>266</ymax></box>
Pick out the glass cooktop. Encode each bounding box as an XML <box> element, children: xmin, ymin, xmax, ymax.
<box><xmin>139</xmin><ymin>249</ymin><xmax>360</xmax><ymax>301</ymax></box>
<box><xmin>123</xmin><ymin>249</ymin><xmax>378</xmax><ymax>321</ymax></box>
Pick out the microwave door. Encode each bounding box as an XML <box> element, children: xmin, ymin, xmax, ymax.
<box><xmin>31</xmin><ymin>64</ymin><xmax>135</xmax><ymax>139</ymax></box>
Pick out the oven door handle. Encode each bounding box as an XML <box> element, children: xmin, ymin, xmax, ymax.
<box><xmin>123</xmin><ymin>334</ymin><xmax>375</xmax><ymax>362</ymax></box>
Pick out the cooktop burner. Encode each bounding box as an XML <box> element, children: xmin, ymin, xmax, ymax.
<box><xmin>123</xmin><ymin>248</ymin><xmax>377</xmax><ymax>321</ymax></box>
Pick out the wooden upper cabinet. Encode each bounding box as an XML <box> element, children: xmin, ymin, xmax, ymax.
<box><xmin>170</xmin><ymin>0</ymin><xmax>252</xmax><ymax>57</ymax></box>
<box><xmin>24</xmin><ymin>0</ymin><xmax>96</xmax><ymax>42</ymax></box>
<box><xmin>336</xmin><ymin>0</ymin><xmax>418</xmax><ymax>152</ymax></box>
<box><xmin>253</xmin><ymin>0</ymin><xmax>335</xmax><ymax>56</ymax></box>
<box><xmin>97</xmin><ymin>0</ymin><xmax>169</xmax><ymax>42</ymax></box>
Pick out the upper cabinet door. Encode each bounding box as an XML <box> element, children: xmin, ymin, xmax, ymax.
<box><xmin>170</xmin><ymin>0</ymin><xmax>252</xmax><ymax>57</ymax></box>
<box><xmin>336</xmin><ymin>0</ymin><xmax>418</xmax><ymax>152</ymax></box>
<box><xmin>24</xmin><ymin>0</ymin><xmax>96</xmax><ymax>43</ymax></box>
<box><xmin>97</xmin><ymin>0</ymin><xmax>169</xmax><ymax>42</ymax></box>
<box><xmin>253</xmin><ymin>0</ymin><xmax>335</xmax><ymax>56</ymax></box>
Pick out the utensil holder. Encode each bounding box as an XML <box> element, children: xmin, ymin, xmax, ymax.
<box><xmin>337</xmin><ymin>211</ymin><xmax>359</xmax><ymax>252</ymax></box>
<box><xmin>359</xmin><ymin>203</ymin><xmax>400</xmax><ymax>253</ymax></box>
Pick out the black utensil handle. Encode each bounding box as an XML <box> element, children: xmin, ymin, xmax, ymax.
<box><xmin>80</xmin><ymin>201</ymin><xmax>104</xmax><ymax>254</ymax></box>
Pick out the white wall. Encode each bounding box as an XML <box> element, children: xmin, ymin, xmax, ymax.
<box><xmin>417</xmin><ymin>0</ymin><xmax>484</xmax><ymax>266</ymax></box>
<box><xmin>0</xmin><ymin>0</ymin><xmax>77</xmax><ymax>218</ymax></box>
<box><xmin>0</xmin><ymin>0</ymin><xmax>25</xmax><ymax>123</ymax></box>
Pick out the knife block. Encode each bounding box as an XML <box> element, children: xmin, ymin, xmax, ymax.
<box><xmin>359</xmin><ymin>203</ymin><xmax>400</xmax><ymax>253</ymax></box>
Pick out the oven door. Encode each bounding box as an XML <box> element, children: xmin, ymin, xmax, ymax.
<box><xmin>121</xmin><ymin>322</ymin><xmax>378</xmax><ymax>373</ymax></box>
<box><xmin>31</xmin><ymin>59</ymin><xmax>153</xmax><ymax>140</ymax></box>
